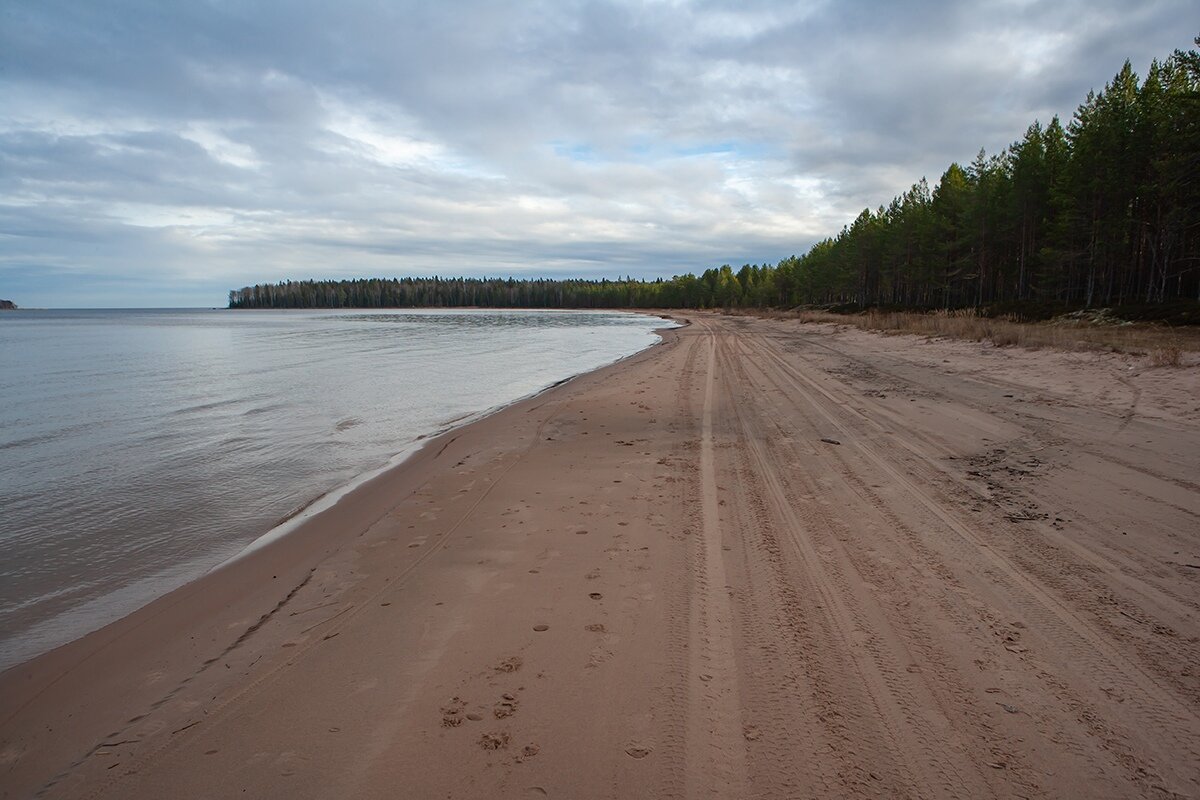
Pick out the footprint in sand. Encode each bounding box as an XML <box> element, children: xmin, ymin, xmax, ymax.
<box><xmin>587</xmin><ymin>648</ymin><xmax>614</xmax><ymax>668</ymax></box>
<box><xmin>588</xmin><ymin>592</ymin><xmax>603</xmax><ymax>600</ymax></box>
<box><xmin>493</xmin><ymin>694</ymin><xmax>519</xmax><ymax>719</ymax></box>
<box><xmin>441</xmin><ymin>697</ymin><xmax>467</xmax><ymax>727</ymax></box>
<box><xmin>495</xmin><ymin>656</ymin><xmax>523</xmax><ymax>673</ymax></box>
<box><xmin>479</xmin><ymin>731</ymin><xmax>510</xmax><ymax>750</ymax></box>
<box><xmin>533</xmin><ymin>624</ymin><xmax>549</xmax><ymax>632</ymax></box>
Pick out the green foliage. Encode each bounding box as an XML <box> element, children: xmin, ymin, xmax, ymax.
<box><xmin>232</xmin><ymin>38</ymin><xmax>1200</xmax><ymax>315</ymax></box>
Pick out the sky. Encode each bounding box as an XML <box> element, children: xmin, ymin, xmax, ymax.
<box><xmin>0</xmin><ymin>0</ymin><xmax>1193</xmax><ymax>307</ymax></box>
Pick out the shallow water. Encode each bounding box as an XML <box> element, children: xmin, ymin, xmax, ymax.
<box><xmin>0</xmin><ymin>308</ymin><xmax>673</xmax><ymax>670</ymax></box>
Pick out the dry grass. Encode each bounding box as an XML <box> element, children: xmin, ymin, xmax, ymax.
<box><xmin>1148</xmin><ymin>346</ymin><xmax>1182</xmax><ymax>367</ymax></box>
<box><xmin>728</xmin><ymin>307</ymin><xmax>1199</xmax><ymax>358</ymax></box>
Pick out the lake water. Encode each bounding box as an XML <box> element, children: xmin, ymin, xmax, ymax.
<box><xmin>0</xmin><ymin>308</ymin><xmax>674</xmax><ymax>670</ymax></box>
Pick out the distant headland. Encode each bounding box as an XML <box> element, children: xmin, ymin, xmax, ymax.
<box><xmin>0</xmin><ymin>300</ymin><xmax>17</xmax><ymax>310</ymax></box>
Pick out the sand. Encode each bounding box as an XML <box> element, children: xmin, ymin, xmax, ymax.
<box><xmin>2</xmin><ymin>311</ymin><xmax>1198</xmax><ymax>799</ymax></box>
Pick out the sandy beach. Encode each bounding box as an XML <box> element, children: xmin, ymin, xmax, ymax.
<box><xmin>2</xmin><ymin>312</ymin><xmax>1198</xmax><ymax>799</ymax></box>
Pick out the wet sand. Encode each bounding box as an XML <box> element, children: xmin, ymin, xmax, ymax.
<box><xmin>2</xmin><ymin>312</ymin><xmax>1198</xmax><ymax>799</ymax></box>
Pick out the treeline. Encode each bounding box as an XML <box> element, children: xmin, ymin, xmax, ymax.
<box><xmin>231</xmin><ymin>38</ymin><xmax>1200</xmax><ymax>314</ymax></box>
<box><xmin>783</xmin><ymin>40</ymin><xmax>1200</xmax><ymax>309</ymax></box>
<box><xmin>228</xmin><ymin>276</ymin><xmax>683</xmax><ymax>310</ymax></box>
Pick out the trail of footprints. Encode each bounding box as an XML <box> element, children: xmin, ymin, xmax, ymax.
<box><xmin>432</xmin><ymin>357</ymin><xmax>684</xmax><ymax>785</ymax></box>
<box><xmin>438</xmin><ymin>663</ymin><xmax>534</xmax><ymax>762</ymax></box>
<box><xmin>435</xmin><ymin>554</ymin><xmax>643</xmax><ymax>771</ymax></box>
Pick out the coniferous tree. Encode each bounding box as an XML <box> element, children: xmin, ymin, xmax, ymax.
<box><xmin>231</xmin><ymin>38</ymin><xmax>1199</xmax><ymax>316</ymax></box>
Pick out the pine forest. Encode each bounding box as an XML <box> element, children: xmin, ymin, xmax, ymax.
<box><xmin>230</xmin><ymin>38</ymin><xmax>1200</xmax><ymax>318</ymax></box>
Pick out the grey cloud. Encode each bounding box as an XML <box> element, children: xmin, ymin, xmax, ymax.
<box><xmin>0</xmin><ymin>0</ymin><xmax>1193</xmax><ymax>305</ymax></box>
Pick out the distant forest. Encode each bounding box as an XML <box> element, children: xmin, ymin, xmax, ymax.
<box><xmin>231</xmin><ymin>38</ymin><xmax>1200</xmax><ymax>314</ymax></box>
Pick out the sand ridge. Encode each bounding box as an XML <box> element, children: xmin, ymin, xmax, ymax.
<box><xmin>1</xmin><ymin>312</ymin><xmax>1198</xmax><ymax>798</ymax></box>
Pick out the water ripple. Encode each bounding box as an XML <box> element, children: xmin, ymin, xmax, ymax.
<box><xmin>0</xmin><ymin>308</ymin><xmax>674</xmax><ymax>669</ymax></box>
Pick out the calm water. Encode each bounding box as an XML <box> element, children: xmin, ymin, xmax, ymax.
<box><xmin>0</xmin><ymin>308</ymin><xmax>673</xmax><ymax>670</ymax></box>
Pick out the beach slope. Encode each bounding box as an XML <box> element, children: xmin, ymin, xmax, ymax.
<box><xmin>2</xmin><ymin>313</ymin><xmax>1198</xmax><ymax>798</ymax></box>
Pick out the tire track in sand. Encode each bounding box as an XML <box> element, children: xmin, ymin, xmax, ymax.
<box><xmin>712</xmin><ymin>326</ymin><xmax>986</xmax><ymax>799</ymax></box>
<box><xmin>684</xmin><ymin>325</ymin><xmax>749</xmax><ymax>798</ymax></box>
<box><xmin>736</xmin><ymin>325</ymin><xmax>1200</xmax><ymax>795</ymax></box>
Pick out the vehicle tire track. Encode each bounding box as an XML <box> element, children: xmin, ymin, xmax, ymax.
<box><xmin>682</xmin><ymin>324</ymin><xmax>749</xmax><ymax>798</ymax></box>
<box><xmin>734</xmin><ymin>325</ymin><xmax>1200</xmax><ymax>796</ymax></box>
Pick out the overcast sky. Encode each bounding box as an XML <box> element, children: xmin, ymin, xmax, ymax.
<box><xmin>1</xmin><ymin>0</ymin><xmax>1193</xmax><ymax>307</ymax></box>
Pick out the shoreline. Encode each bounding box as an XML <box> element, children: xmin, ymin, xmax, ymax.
<box><xmin>227</xmin><ymin>317</ymin><xmax>677</xmax><ymax>567</ymax></box>
<box><xmin>0</xmin><ymin>310</ymin><xmax>677</xmax><ymax>676</ymax></box>
<box><xmin>4</xmin><ymin>311</ymin><xmax>1196</xmax><ymax>799</ymax></box>
<box><xmin>0</xmin><ymin>313</ymin><xmax>686</xmax><ymax>795</ymax></box>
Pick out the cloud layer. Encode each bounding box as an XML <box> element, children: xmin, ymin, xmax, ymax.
<box><xmin>1</xmin><ymin>0</ymin><xmax>1192</xmax><ymax>306</ymax></box>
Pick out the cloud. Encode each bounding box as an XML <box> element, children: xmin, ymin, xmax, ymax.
<box><xmin>0</xmin><ymin>0</ymin><xmax>1192</xmax><ymax>305</ymax></box>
